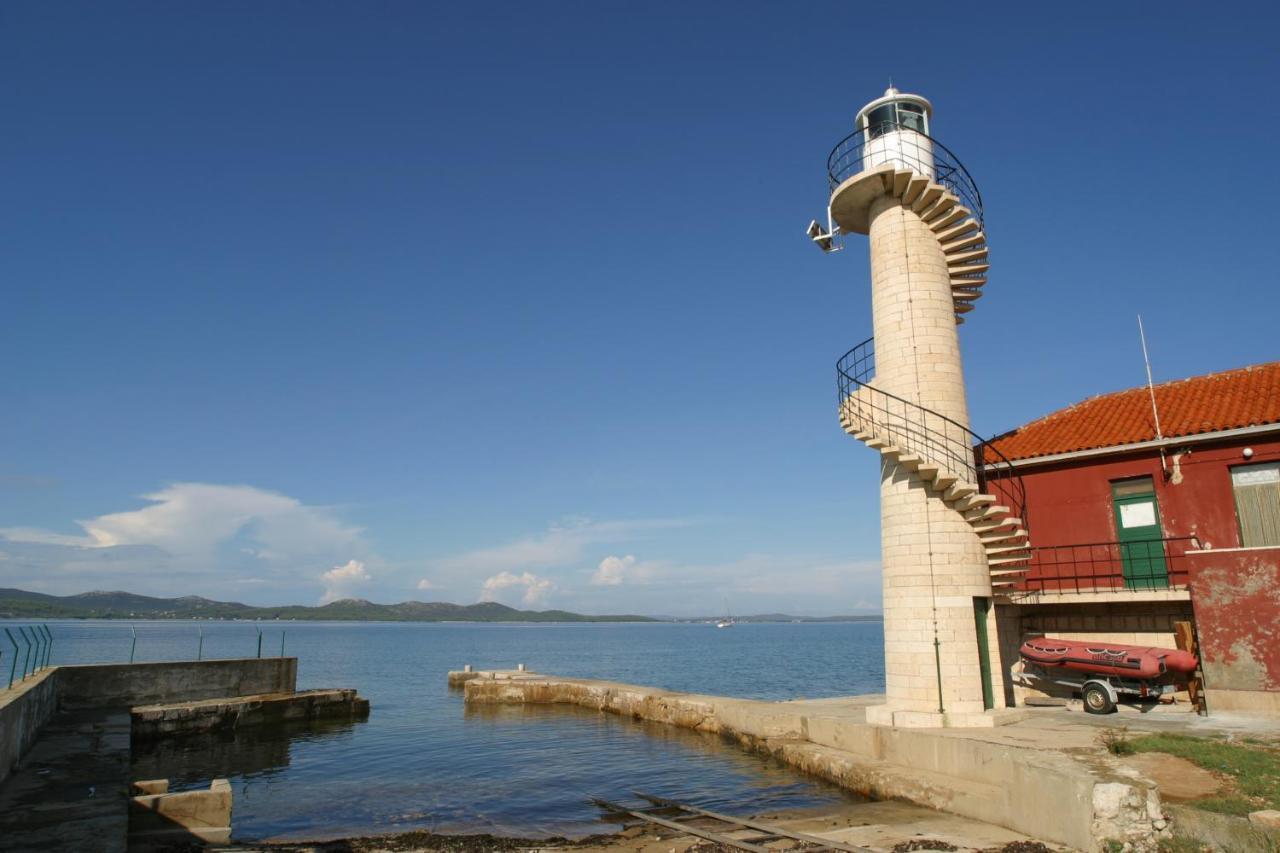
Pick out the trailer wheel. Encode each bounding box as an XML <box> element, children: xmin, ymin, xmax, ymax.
<box><xmin>1083</xmin><ymin>681</ymin><xmax>1116</xmax><ymax>715</ymax></box>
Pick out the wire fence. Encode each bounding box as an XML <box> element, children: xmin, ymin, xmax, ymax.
<box><xmin>1</xmin><ymin>622</ymin><xmax>291</xmax><ymax>690</ymax></box>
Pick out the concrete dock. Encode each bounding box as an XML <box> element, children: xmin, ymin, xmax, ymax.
<box><xmin>0</xmin><ymin>658</ymin><xmax>369</xmax><ymax>852</ymax></box>
<box><xmin>451</xmin><ymin>669</ymin><xmax>1279</xmax><ymax>852</ymax></box>
<box><xmin>132</xmin><ymin>687</ymin><xmax>370</xmax><ymax>739</ymax></box>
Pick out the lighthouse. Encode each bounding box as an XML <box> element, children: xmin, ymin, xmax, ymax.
<box><xmin>813</xmin><ymin>88</ymin><xmax>1031</xmax><ymax>727</ymax></box>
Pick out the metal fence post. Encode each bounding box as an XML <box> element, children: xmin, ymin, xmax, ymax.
<box><xmin>5</xmin><ymin>629</ymin><xmax>18</xmax><ymax>688</ymax></box>
<box><xmin>255</xmin><ymin>626</ymin><xmax>262</xmax><ymax>659</ymax></box>
<box><xmin>30</xmin><ymin>626</ymin><xmax>44</xmax><ymax>672</ymax></box>
<box><xmin>280</xmin><ymin>630</ymin><xmax>286</xmax><ymax>658</ymax></box>
<box><xmin>40</xmin><ymin>625</ymin><xmax>52</xmax><ymax>668</ymax></box>
<box><xmin>197</xmin><ymin>627</ymin><xmax>204</xmax><ymax>661</ymax></box>
<box><xmin>130</xmin><ymin>626</ymin><xmax>137</xmax><ymax>664</ymax></box>
<box><xmin>18</xmin><ymin>627</ymin><xmax>33</xmax><ymax>679</ymax></box>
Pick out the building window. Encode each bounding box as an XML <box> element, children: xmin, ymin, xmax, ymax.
<box><xmin>1231</xmin><ymin>461</ymin><xmax>1280</xmax><ymax>547</ymax></box>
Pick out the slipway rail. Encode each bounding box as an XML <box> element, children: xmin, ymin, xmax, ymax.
<box><xmin>590</xmin><ymin>791</ymin><xmax>874</xmax><ymax>852</ymax></box>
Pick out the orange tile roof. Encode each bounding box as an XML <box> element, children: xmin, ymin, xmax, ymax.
<box><xmin>986</xmin><ymin>361</ymin><xmax>1280</xmax><ymax>463</ymax></box>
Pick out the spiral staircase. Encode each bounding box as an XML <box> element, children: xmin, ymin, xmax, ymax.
<box><xmin>838</xmin><ymin>341</ymin><xmax>1032</xmax><ymax>590</ymax></box>
<box><xmin>827</xmin><ymin>123</ymin><xmax>1031</xmax><ymax>591</ymax></box>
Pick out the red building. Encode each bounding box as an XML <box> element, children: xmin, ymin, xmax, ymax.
<box><xmin>985</xmin><ymin>362</ymin><xmax>1280</xmax><ymax>712</ymax></box>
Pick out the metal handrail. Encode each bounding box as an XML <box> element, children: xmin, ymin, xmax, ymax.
<box><xmin>837</xmin><ymin>337</ymin><xmax>1029</xmax><ymax>533</ymax></box>
<box><xmin>826</xmin><ymin>120</ymin><xmax>984</xmax><ymax>228</ymax></box>
<box><xmin>1015</xmin><ymin>535</ymin><xmax>1200</xmax><ymax>595</ymax></box>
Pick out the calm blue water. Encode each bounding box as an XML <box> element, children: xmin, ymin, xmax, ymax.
<box><xmin>6</xmin><ymin>619</ymin><xmax>886</xmax><ymax>841</ymax></box>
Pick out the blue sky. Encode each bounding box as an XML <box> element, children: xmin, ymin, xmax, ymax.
<box><xmin>2</xmin><ymin>2</ymin><xmax>1277</xmax><ymax>615</ymax></box>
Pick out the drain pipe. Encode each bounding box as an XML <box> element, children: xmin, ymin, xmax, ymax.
<box><xmin>933</xmin><ymin>637</ymin><xmax>945</xmax><ymax>715</ymax></box>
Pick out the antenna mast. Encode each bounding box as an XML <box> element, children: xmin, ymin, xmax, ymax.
<box><xmin>1138</xmin><ymin>315</ymin><xmax>1169</xmax><ymax>476</ymax></box>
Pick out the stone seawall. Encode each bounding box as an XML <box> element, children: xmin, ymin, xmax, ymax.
<box><xmin>460</xmin><ymin>672</ymin><xmax>1165</xmax><ymax>852</ymax></box>
<box><xmin>0</xmin><ymin>658</ymin><xmax>298</xmax><ymax>786</ymax></box>
<box><xmin>57</xmin><ymin>658</ymin><xmax>298</xmax><ymax>710</ymax></box>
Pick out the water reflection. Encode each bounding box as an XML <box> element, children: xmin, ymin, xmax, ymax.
<box><xmin>131</xmin><ymin>717</ymin><xmax>362</xmax><ymax>791</ymax></box>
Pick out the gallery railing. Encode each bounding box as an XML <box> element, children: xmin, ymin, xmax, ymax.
<box><xmin>826</xmin><ymin>119</ymin><xmax>984</xmax><ymax>230</ymax></box>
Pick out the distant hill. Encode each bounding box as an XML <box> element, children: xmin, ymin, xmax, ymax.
<box><xmin>0</xmin><ymin>588</ymin><xmax>656</xmax><ymax>623</ymax></box>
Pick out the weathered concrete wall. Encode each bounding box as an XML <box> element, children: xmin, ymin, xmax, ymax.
<box><xmin>56</xmin><ymin>658</ymin><xmax>297</xmax><ymax>710</ymax></box>
<box><xmin>461</xmin><ymin>673</ymin><xmax>1162</xmax><ymax>851</ymax></box>
<box><xmin>0</xmin><ymin>668</ymin><xmax>59</xmax><ymax>786</ymax></box>
<box><xmin>1186</xmin><ymin>547</ymin><xmax>1280</xmax><ymax>695</ymax></box>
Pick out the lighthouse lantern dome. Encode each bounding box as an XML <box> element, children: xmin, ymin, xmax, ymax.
<box><xmin>854</xmin><ymin>87</ymin><xmax>936</xmax><ymax>178</ymax></box>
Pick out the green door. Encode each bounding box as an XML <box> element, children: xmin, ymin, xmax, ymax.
<box><xmin>972</xmin><ymin>597</ymin><xmax>995</xmax><ymax>710</ymax></box>
<box><xmin>1111</xmin><ymin>477</ymin><xmax>1168</xmax><ymax>590</ymax></box>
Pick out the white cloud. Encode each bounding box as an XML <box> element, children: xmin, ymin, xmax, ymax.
<box><xmin>320</xmin><ymin>559</ymin><xmax>371</xmax><ymax>603</ymax></box>
<box><xmin>436</xmin><ymin>517</ymin><xmax>685</xmax><ymax>576</ymax></box>
<box><xmin>416</xmin><ymin>578</ymin><xmax>435</xmax><ymax>591</ymax></box>
<box><xmin>0</xmin><ymin>483</ymin><xmax>373</xmax><ymax>601</ymax></box>
<box><xmin>480</xmin><ymin>571</ymin><xmax>555</xmax><ymax>607</ymax></box>
<box><xmin>591</xmin><ymin>554</ymin><xmax>632</xmax><ymax>585</ymax></box>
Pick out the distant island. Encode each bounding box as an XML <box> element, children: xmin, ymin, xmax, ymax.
<box><xmin>0</xmin><ymin>588</ymin><xmax>655</xmax><ymax>623</ymax></box>
<box><xmin>0</xmin><ymin>588</ymin><xmax>883</xmax><ymax>623</ymax></box>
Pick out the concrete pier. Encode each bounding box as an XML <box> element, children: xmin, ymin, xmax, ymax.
<box><xmin>131</xmin><ymin>688</ymin><xmax>370</xmax><ymax>739</ymax></box>
<box><xmin>451</xmin><ymin>669</ymin><xmax>1173</xmax><ymax>852</ymax></box>
<box><xmin>0</xmin><ymin>658</ymin><xmax>367</xmax><ymax>851</ymax></box>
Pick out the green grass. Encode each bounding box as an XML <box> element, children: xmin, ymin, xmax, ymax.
<box><xmin>1130</xmin><ymin>733</ymin><xmax>1280</xmax><ymax>816</ymax></box>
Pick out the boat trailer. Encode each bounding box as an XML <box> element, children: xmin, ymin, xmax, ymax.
<box><xmin>590</xmin><ymin>791</ymin><xmax>874</xmax><ymax>852</ymax></box>
<box><xmin>1015</xmin><ymin>663</ymin><xmax>1178</xmax><ymax>714</ymax></box>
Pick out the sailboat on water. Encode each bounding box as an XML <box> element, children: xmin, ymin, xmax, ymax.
<box><xmin>715</xmin><ymin>602</ymin><xmax>735</xmax><ymax>629</ymax></box>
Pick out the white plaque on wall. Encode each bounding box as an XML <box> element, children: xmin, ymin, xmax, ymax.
<box><xmin>1119</xmin><ymin>502</ymin><xmax>1157</xmax><ymax>529</ymax></box>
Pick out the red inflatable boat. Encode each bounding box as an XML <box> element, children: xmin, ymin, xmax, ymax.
<box><xmin>1020</xmin><ymin>636</ymin><xmax>1197</xmax><ymax>680</ymax></box>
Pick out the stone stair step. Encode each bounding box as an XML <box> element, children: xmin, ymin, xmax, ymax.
<box><xmin>985</xmin><ymin>543</ymin><xmax>1032</xmax><ymax>556</ymax></box>
<box><xmin>949</xmin><ymin>263</ymin><xmax>991</xmax><ymax>277</ymax></box>
<box><xmin>935</xmin><ymin>219</ymin><xmax>980</xmax><ymax>244</ymax></box>
<box><xmin>954</xmin><ymin>303</ymin><xmax>975</xmax><ymax>314</ymax></box>
<box><xmin>852</xmin><ymin>430</ymin><xmax>874</xmax><ymax>441</ymax></box>
<box><xmin>952</xmin><ymin>289</ymin><xmax>984</xmax><ymax>302</ymax></box>
<box><xmin>915</xmin><ymin>463</ymin><xmax>940</xmax><ymax>481</ymax></box>
<box><xmin>988</xmin><ymin>554</ymin><xmax>1032</xmax><ymax>566</ymax></box>
<box><xmin>865</xmin><ymin>437</ymin><xmax>890</xmax><ymax>450</ymax></box>
<box><xmin>943</xmin><ymin>482</ymin><xmax>979</xmax><ymax>501</ymax></box>
<box><xmin>990</xmin><ymin>566</ymin><xmax>1032</xmax><ymax>576</ymax></box>
<box><xmin>946</xmin><ymin>248</ymin><xmax>989</xmax><ymax>267</ymax></box>
<box><xmin>901</xmin><ymin>174</ymin><xmax>930</xmax><ymax>204</ymax></box>
<box><xmin>895</xmin><ymin>453</ymin><xmax>923</xmax><ymax>471</ymax></box>
<box><xmin>920</xmin><ymin>194</ymin><xmax>958</xmax><ymax>222</ymax></box>
<box><xmin>971</xmin><ymin>516</ymin><xmax>1022</xmax><ymax>532</ymax></box>
<box><xmin>892</xmin><ymin>170</ymin><xmax>912</xmax><ymax>197</ymax></box>
<box><xmin>954</xmin><ymin>493</ymin><xmax>997</xmax><ymax>511</ymax></box>
<box><xmin>965</xmin><ymin>504</ymin><xmax>1011</xmax><ymax>521</ymax></box>
<box><xmin>951</xmin><ymin>275</ymin><xmax>987</xmax><ymax>288</ymax></box>
<box><xmin>941</xmin><ymin>232</ymin><xmax>986</xmax><ymax>253</ymax></box>
<box><xmin>930</xmin><ymin>473</ymin><xmax>958</xmax><ymax>491</ymax></box>
<box><xmin>929</xmin><ymin>206</ymin><xmax>971</xmax><ymax>231</ymax></box>
<box><xmin>979</xmin><ymin>528</ymin><xmax>1028</xmax><ymax>543</ymax></box>
<box><xmin>911</xmin><ymin>184</ymin><xmax>944</xmax><ymax>212</ymax></box>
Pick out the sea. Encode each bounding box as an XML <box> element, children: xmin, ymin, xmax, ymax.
<box><xmin>5</xmin><ymin>619</ymin><xmax>886</xmax><ymax>842</ymax></box>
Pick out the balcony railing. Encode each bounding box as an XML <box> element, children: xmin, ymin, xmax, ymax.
<box><xmin>826</xmin><ymin>120</ymin><xmax>984</xmax><ymax>229</ymax></box>
<box><xmin>1012</xmin><ymin>536</ymin><xmax>1200</xmax><ymax>595</ymax></box>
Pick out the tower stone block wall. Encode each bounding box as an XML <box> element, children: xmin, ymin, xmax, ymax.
<box><xmin>823</xmin><ymin>90</ymin><xmax>1027</xmax><ymax>726</ymax></box>
<box><xmin>868</xmin><ymin>194</ymin><xmax>996</xmax><ymax>718</ymax></box>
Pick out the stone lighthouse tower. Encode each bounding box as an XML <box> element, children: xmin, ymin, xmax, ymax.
<box><xmin>811</xmin><ymin>88</ymin><xmax>1031</xmax><ymax>727</ymax></box>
